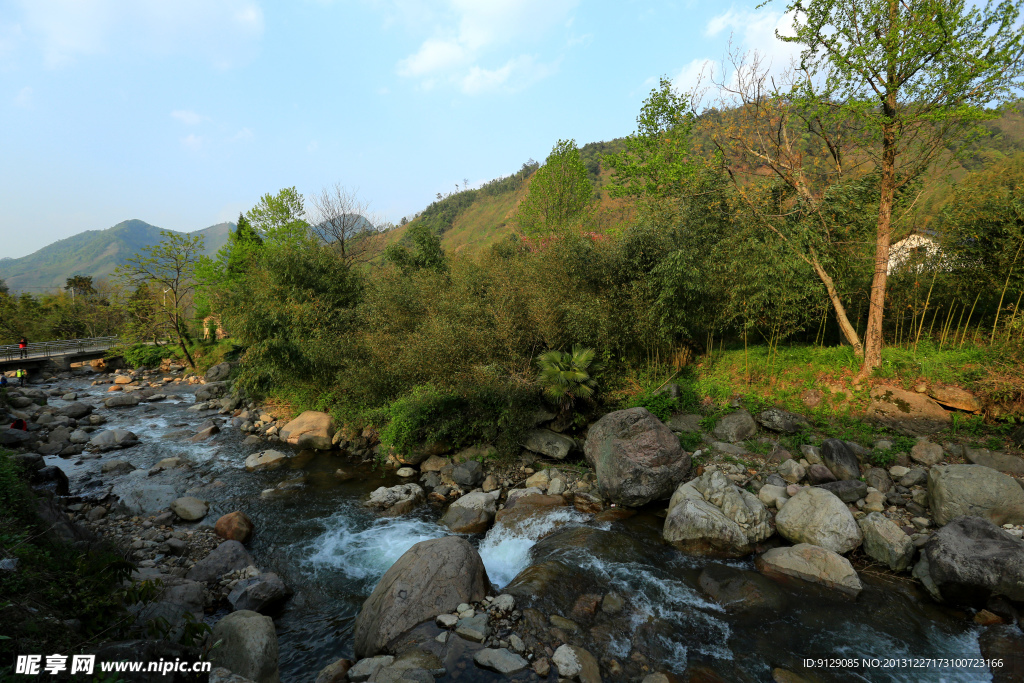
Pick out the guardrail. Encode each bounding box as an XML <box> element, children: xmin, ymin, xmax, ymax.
<box><xmin>0</xmin><ymin>336</ymin><xmax>119</xmax><ymax>363</ymax></box>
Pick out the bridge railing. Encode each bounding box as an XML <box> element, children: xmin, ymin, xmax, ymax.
<box><xmin>0</xmin><ymin>336</ymin><xmax>120</xmax><ymax>362</ymax></box>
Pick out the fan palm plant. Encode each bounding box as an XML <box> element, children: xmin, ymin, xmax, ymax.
<box><xmin>536</xmin><ymin>345</ymin><xmax>601</xmax><ymax>414</ymax></box>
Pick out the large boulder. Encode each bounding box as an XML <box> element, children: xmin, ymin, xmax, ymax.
<box><xmin>910</xmin><ymin>440</ymin><xmax>944</xmax><ymax>467</ymax></box>
<box><xmin>870</xmin><ymin>385</ymin><xmax>951</xmax><ymax>431</ymax></box>
<box><xmin>205</xmin><ymin>362</ymin><xmax>232</xmax><ymax>382</ymax></box>
<box><xmin>775</xmin><ymin>487</ymin><xmax>862</xmax><ymax>554</ymax></box>
<box><xmin>171</xmin><ymin>496</ymin><xmax>209</xmax><ymax>522</ymax></box>
<box><xmin>196</xmin><ymin>382</ymin><xmax>228</xmax><ymax>402</ymax></box>
<box><xmin>279</xmin><ymin>411</ymin><xmax>335</xmax><ymax>450</ymax></box>
<box><xmin>697</xmin><ymin>564</ymin><xmax>787</xmax><ymax>611</ymax></box>
<box><xmin>440</xmin><ymin>491</ymin><xmax>500</xmax><ymax>534</ymax></box>
<box><xmin>927</xmin><ymin>385</ymin><xmax>982</xmax><ymax>413</ymax></box>
<box><xmin>858</xmin><ymin>512</ymin><xmax>915</xmax><ymax>572</ymax></box>
<box><xmin>365</xmin><ymin>484</ymin><xmax>425</xmax><ymax>517</ymax></box>
<box><xmin>913</xmin><ymin>516</ymin><xmax>1024</xmax><ymax>606</ymax></box>
<box><xmin>964</xmin><ymin>448</ymin><xmax>1024</xmax><ymax>477</ymax></box>
<box><xmin>228</xmin><ymin>573</ymin><xmax>292</xmax><ymax>615</ymax></box>
<box><xmin>244</xmin><ymin>450</ymin><xmax>289</xmax><ymax>472</ymax></box>
<box><xmin>0</xmin><ymin>428</ymin><xmax>33</xmax><ymax>446</ymax></box>
<box><xmin>114</xmin><ymin>482</ymin><xmax>178</xmax><ymax>515</ymax></box>
<box><xmin>104</xmin><ymin>393</ymin><xmax>142</xmax><ymax>408</ymax></box>
<box><xmin>216</xmin><ymin>512</ymin><xmax>255</xmax><ymax>543</ymax></box>
<box><xmin>583</xmin><ymin>408</ymin><xmax>691</xmax><ymax>507</ymax></box>
<box><xmin>58</xmin><ymin>401</ymin><xmax>93</xmax><ymax>419</ymax></box>
<box><xmin>820</xmin><ymin>439</ymin><xmax>860</xmax><ymax>481</ymax></box>
<box><xmin>814</xmin><ymin>479</ymin><xmax>868</xmax><ymax>504</ymax></box>
<box><xmin>756</xmin><ymin>408</ymin><xmax>809</xmax><ymax>434</ymax></box>
<box><xmin>89</xmin><ymin>429</ymin><xmax>139</xmax><ymax>452</ymax></box>
<box><xmin>187</xmin><ymin>540</ymin><xmax>255</xmax><ymax>583</ymax></box>
<box><xmin>712</xmin><ymin>409</ymin><xmax>757</xmax><ymax>443</ymax></box>
<box><xmin>928</xmin><ymin>464</ymin><xmax>1024</xmax><ymax>526</ymax></box>
<box><xmin>209</xmin><ymin>610</ymin><xmax>280</xmax><ymax>683</ymax></box>
<box><xmin>522</xmin><ymin>429</ymin><xmax>575</xmax><ymax>460</ymax></box>
<box><xmin>756</xmin><ymin>544</ymin><xmax>863</xmax><ymax>596</ymax></box>
<box><xmin>352</xmin><ymin>536</ymin><xmax>489</xmax><ymax>658</ymax></box>
<box><xmin>662</xmin><ymin>470</ymin><xmax>772</xmax><ymax>557</ymax></box>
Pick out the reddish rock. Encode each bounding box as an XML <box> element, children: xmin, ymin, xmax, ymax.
<box><xmin>974</xmin><ymin>609</ymin><xmax>1004</xmax><ymax>626</ymax></box>
<box><xmin>929</xmin><ymin>385</ymin><xmax>983</xmax><ymax>413</ymax></box>
<box><xmin>215</xmin><ymin>511</ymin><xmax>254</xmax><ymax>544</ymax></box>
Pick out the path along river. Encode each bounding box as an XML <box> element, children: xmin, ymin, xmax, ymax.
<box><xmin>43</xmin><ymin>378</ymin><xmax>992</xmax><ymax>683</ymax></box>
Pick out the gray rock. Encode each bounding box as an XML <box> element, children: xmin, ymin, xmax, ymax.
<box><xmin>365</xmin><ymin>484</ymin><xmax>426</xmax><ymax>517</ymax></box>
<box><xmin>806</xmin><ymin>463</ymin><xmax>836</xmax><ymax>484</ymax></box>
<box><xmin>114</xmin><ymin>482</ymin><xmax>177</xmax><ymax>515</ymax></box>
<box><xmin>858</xmin><ymin>512</ymin><xmax>915</xmax><ymax>571</ymax></box>
<box><xmin>58</xmin><ymin>401</ymin><xmax>93</xmax><ymax>419</ymax></box>
<box><xmin>583</xmin><ymin>407</ymin><xmax>691</xmax><ymax>507</ymax></box>
<box><xmin>814</xmin><ymin>479</ymin><xmax>868</xmax><ymax>504</ymax></box>
<box><xmin>101</xmin><ymin>458</ymin><xmax>135</xmax><ymax>475</ymax></box>
<box><xmin>914</xmin><ymin>516</ymin><xmax>1024</xmax><ymax>605</ymax></box>
<box><xmin>195</xmin><ymin>382</ymin><xmax>228</xmax><ymax>402</ymax></box>
<box><xmin>928</xmin><ymin>465</ymin><xmax>1024</xmax><ymax>526</ymax></box>
<box><xmin>899</xmin><ymin>468</ymin><xmax>928</xmax><ymax>487</ymax></box>
<box><xmin>89</xmin><ymin>429</ymin><xmax>139</xmax><ymax>452</ymax></box>
<box><xmin>170</xmin><ymin>496</ymin><xmax>208</xmax><ymax>521</ymax></box>
<box><xmin>451</xmin><ymin>460</ymin><xmax>484</xmax><ymax>488</ymax></box>
<box><xmin>348</xmin><ymin>656</ymin><xmax>394</xmax><ymax>682</ymax></box>
<box><xmin>910</xmin><ymin>440</ymin><xmax>944</xmax><ymax>467</ymax></box>
<box><xmin>473</xmin><ymin>648</ymin><xmax>528</xmax><ymax>674</ymax></box>
<box><xmin>697</xmin><ymin>563</ymin><xmax>787</xmax><ymax>611</ymax></box>
<box><xmin>186</xmin><ymin>541</ymin><xmax>255</xmax><ymax>583</ymax></box>
<box><xmin>551</xmin><ymin>645</ymin><xmax>599</xmax><ymax>681</ymax></box>
<box><xmin>800</xmin><ymin>444</ymin><xmax>822</xmax><ymax>464</ymax></box>
<box><xmin>775</xmin><ymin>487</ymin><xmax>862</xmax><ymax>554</ymax></box>
<box><xmin>104</xmin><ymin>393</ymin><xmax>142</xmax><ymax>408</ymax></box>
<box><xmin>521</xmin><ymin>429</ymin><xmax>575</xmax><ymax>460</ymax></box>
<box><xmin>663</xmin><ymin>470</ymin><xmax>772</xmax><ymax>557</ymax></box>
<box><xmin>778</xmin><ymin>459</ymin><xmax>806</xmax><ymax>484</ymax></box>
<box><xmin>228</xmin><ymin>573</ymin><xmax>291</xmax><ymax>614</ymax></box>
<box><xmin>756</xmin><ymin>543</ymin><xmax>862</xmax><ymax>596</ymax></box>
<box><xmin>209</xmin><ymin>667</ymin><xmax>256</xmax><ymax>683</ymax></box>
<box><xmin>279</xmin><ymin>411</ymin><xmax>335</xmax><ymax>450</ymax></box>
<box><xmin>244</xmin><ymin>450</ymin><xmax>288</xmax><ymax>472</ymax></box>
<box><xmin>0</xmin><ymin>428</ymin><xmax>33</xmax><ymax>446</ymax></box>
<box><xmin>666</xmin><ymin>413</ymin><xmax>703</xmax><ymax>432</ymax></box>
<box><xmin>209</xmin><ymin>610</ymin><xmax>280</xmax><ymax>683</ymax></box>
<box><xmin>352</xmin><ymin>536</ymin><xmax>489</xmax><ymax>658</ymax></box>
<box><xmin>865</xmin><ymin>468</ymin><xmax>893</xmax><ymax>493</ymax></box>
<box><xmin>965</xmin><ymin>448</ymin><xmax>1024</xmax><ymax>477</ymax></box>
<box><xmin>821</xmin><ymin>439</ymin><xmax>860</xmax><ymax>480</ymax></box>
<box><xmin>713</xmin><ymin>409</ymin><xmax>757</xmax><ymax>442</ymax></box>
<box><xmin>455</xmin><ymin>612</ymin><xmax>490</xmax><ymax>642</ymax></box>
<box><xmin>756</xmin><ymin>408</ymin><xmax>810</xmax><ymax>434</ymax></box>
<box><xmin>440</xmin><ymin>491</ymin><xmax>499</xmax><ymax>534</ymax></box>
<box><xmin>205</xmin><ymin>362</ymin><xmax>232</xmax><ymax>382</ymax></box>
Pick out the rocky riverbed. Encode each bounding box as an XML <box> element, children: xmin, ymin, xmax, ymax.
<box><xmin>3</xmin><ymin>365</ymin><xmax>1024</xmax><ymax>682</ymax></box>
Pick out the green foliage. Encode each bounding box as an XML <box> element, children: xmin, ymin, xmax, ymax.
<box><xmin>384</xmin><ymin>223</ymin><xmax>448</xmax><ymax>274</ymax></box>
<box><xmin>118</xmin><ymin>342</ymin><xmax>178</xmax><ymax>368</ymax></box>
<box><xmin>536</xmin><ymin>345</ymin><xmax>601</xmax><ymax>412</ymax></box>
<box><xmin>245</xmin><ymin>186</ymin><xmax>308</xmax><ymax>242</ymax></box>
<box><xmin>0</xmin><ymin>451</ymin><xmax>140</xmax><ymax>663</ymax></box>
<box><xmin>515</xmin><ymin>139</ymin><xmax>593</xmax><ymax>236</ymax></box>
<box><xmin>678</xmin><ymin>431</ymin><xmax>704</xmax><ymax>452</ymax></box>
<box><xmin>378</xmin><ymin>381</ymin><xmax>537</xmax><ymax>458</ymax></box>
<box><xmin>624</xmin><ymin>391</ymin><xmax>678</xmax><ymax>421</ymax></box>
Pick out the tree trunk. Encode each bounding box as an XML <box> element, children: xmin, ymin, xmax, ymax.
<box><xmin>810</xmin><ymin>250</ymin><xmax>864</xmax><ymax>356</ymax></box>
<box><xmin>172</xmin><ymin>313</ymin><xmax>196</xmax><ymax>369</ymax></box>
<box><xmin>857</xmin><ymin>118</ymin><xmax>898</xmax><ymax>381</ymax></box>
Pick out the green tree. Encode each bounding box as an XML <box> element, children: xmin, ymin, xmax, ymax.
<box><xmin>607</xmin><ymin>78</ymin><xmax>697</xmax><ymax>221</ymax></box>
<box><xmin>775</xmin><ymin>0</ymin><xmax>1024</xmax><ymax>377</ymax></box>
<box><xmin>384</xmin><ymin>224</ymin><xmax>447</xmax><ymax>275</ymax></box>
<box><xmin>64</xmin><ymin>275</ymin><xmax>96</xmax><ymax>301</ymax></box>
<box><xmin>515</xmin><ymin>139</ymin><xmax>592</xmax><ymax>236</ymax></box>
<box><xmin>245</xmin><ymin>187</ymin><xmax>308</xmax><ymax>242</ymax></box>
<box><xmin>115</xmin><ymin>231</ymin><xmax>207</xmax><ymax>369</ymax></box>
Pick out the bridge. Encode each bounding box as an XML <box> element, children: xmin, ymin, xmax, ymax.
<box><xmin>0</xmin><ymin>337</ymin><xmax>120</xmax><ymax>375</ymax></box>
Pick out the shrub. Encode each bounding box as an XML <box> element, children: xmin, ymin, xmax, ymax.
<box><xmin>378</xmin><ymin>379</ymin><xmax>539</xmax><ymax>458</ymax></box>
<box><xmin>117</xmin><ymin>343</ymin><xmax>177</xmax><ymax>368</ymax></box>
<box><xmin>624</xmin><ymin>391</ymin><xmax>678</xmax><ymax>421</ymax></box>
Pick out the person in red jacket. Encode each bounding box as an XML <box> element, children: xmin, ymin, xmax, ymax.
<box><xmin>18</xmin><ymin>337</ymin><xmax>27</xmax><ymax>358</ymax></box>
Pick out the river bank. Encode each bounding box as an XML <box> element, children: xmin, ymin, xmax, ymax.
<box><xmin>3</xmin><ymin>363</ymin><xmax>1024</xmax><ymax>682</ymax></box>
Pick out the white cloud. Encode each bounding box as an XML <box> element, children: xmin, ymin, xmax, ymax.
<box><xmin>13</xmin><ymin>86</ymin><xmax>32</xmax><ymax>107</ymax></box>
<box><xmin>13</xmin><ymin>0</ymin><xmax>264</xmax><ymax>68</ymax></box>
<box><xmin>231</xmin><ymin>127</ymin><xmax>254</xmax><ymax>141</ymax></box>
<box><xmin>181</xmin><ymin>133</ymin><xmax>202</xmax><ymax>151</ymax></box>
<box><xmin>461</xmin><ymin>55</ymin><xmax>554</xmax><ymax>95</ymax></box>
<box><xmin>171</xmin><ymin>109</ymin><xmax>205</xmax><ymax>125</ymax></box>
<box><xmin>392</xmin><ymin>0</ymin><xmax>576</xmax><ymax>94</ymax></box>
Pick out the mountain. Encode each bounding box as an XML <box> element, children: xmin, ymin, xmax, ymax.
<box><xmin>0</xmin><ymin>219</ymin><xmax>234</xmax><ymax>294</ymax></box>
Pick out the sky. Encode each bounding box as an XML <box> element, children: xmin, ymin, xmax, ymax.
<box><xmin>0</xmin><ymin>0</ymin><xmax>800</xmax><ymax>259</ymax></box>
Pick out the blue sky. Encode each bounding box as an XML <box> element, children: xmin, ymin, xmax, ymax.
<box><xmin>0</xmin><ymin>0</ymin><xmax>798</xmax><ymax>258</ymax></box>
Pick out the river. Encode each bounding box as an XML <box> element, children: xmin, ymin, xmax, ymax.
<box><xmin>43</xmin><ymin>377</ymin><xmax>993</xmax><ymax>682</ymax></box>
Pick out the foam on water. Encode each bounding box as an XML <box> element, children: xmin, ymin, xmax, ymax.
<box><xmin>478</xmin><ymin>507</ymin><xmax>590</xmax><ymax>588</ymax></box>
<box><xmin>304</xmin><ymin>507</ymin><xmax>447</xmax><ymax>588</ymax></box>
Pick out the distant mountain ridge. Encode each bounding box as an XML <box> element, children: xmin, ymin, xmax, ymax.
<box><xmin>0</xmin><ymin>219</ymin><xmax>234</xmax><ymax>294</ymax></box>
